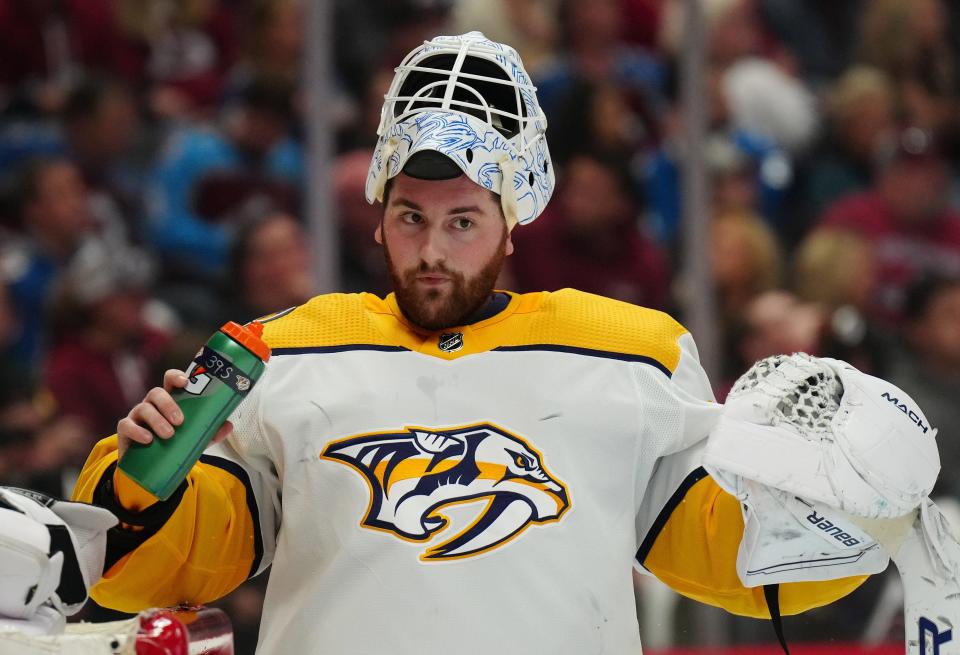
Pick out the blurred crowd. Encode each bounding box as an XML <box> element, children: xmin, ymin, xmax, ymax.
<box><xmin>2</xmin><ymin>0</ymin><xmax>960</xmax><ymax>649</ymax></box>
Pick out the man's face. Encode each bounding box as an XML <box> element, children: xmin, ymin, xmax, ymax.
<box><xmin>912</xmin><ymin>285</ymin><xmax>960</xmax><ymax>369</ymax></box>
<box><xmin>376</xmin><ymin>173</ymin><xmax>513</xmax><ymax>331</ymax></box>
<box><xmin>880</xmin><ymin>157</ymin><xmax>948</xmax><ymax>224</ymax></box>
<box><xmin>27</xmin><ymin>162</ymin><xmax>94</xmax><ymax>244</ymax></box>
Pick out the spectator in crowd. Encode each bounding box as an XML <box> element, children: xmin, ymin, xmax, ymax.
<box><xmin>757</xmin><ymin>0</ymin><xmax>864</xmax><ymax>86</ymax></box>
<box><xmin>708</xmin><ymin>211</ymin><xmax>782</xmax><ymax>384</ymax></box>
<box><xmin>510</xmin><ymin>151</ymin><xmax>670</xmax><ymax>309</ymax></box>
<box><xmin>450</xmin><ymin>0</ymin><xmax>558</xmax><ymax>76</ymax></box>
<box><xmin>886</xmin><ymin>275</ymin><xmax>960</xmax><ymax>497</ymax></box>
<box><xmin>2</xmin><ymin>157</ymin><xmax>98</xmax><ymax>365</ymax></box>
<box><xmin>61</xmin><ymin>76</ymin><xmax>146</xmax><ymax>242</ymax></box>
<box><xmin>720</xmin><ymin>56</ymin><xmax>818</xmax><ymax>156</ymax></box>
<box><xmin>0</xmin><ymin>284</ymin><xmax>88</xmax><ymax>497</ymax></box>
<box><xmin>43</xmin><ymin>240</ymin><xmax>170</xmax><ymax>441</ymax></box>
<box><xmin>216</xmin><ymin>209</ymin><xmax>314</xmax><ymax>326</ymax></box>
<box><xmin>102</xmin><ymin>0</ymin><xmax>240</xmax><ymax>120</ymax></box>
<box><xmin>792</xmin><ymin>228</ymin><xmax>888</xmax><ymax>375</ymax></box>
<box><xmin>711</xmin><ymin>212</ymin><xmax>781</xmax><ymax>326</ymax></box>
<box><xmin>235</xmin><ymin>0</ymin><xmax>304</xmax><ymax>87</ymax></box>
<box><xmin>794</xmin><ymin>229</ymin><xmax>876</xmax><ymax>313</ymax></box>
<box><xmin>799</xmin><ymin>66</ymin><xmax>897</xmax><ymax>222</ymax></box>
<box><xmin>644</xmin><ymin>67</ymin><xmax>807</xmax><ymax>246</ymax></box>
<box><xmin>336</xmin><ymin>66</ymin><xmax>392</xmax><ymax>153</ymax></box>
<box><xmin>0</xmin><ymin>0</ymin><xmax>115</xmax><ymax>117</ymax></box>
<box><xmin>726</xmin><ymin>289</ymin><xmax>823</xmax><ymax>396</ymax></box>
<box><xmin>619</xmin><ymin>0</ymin><xmax>663</xmax><ymax>51</ymax></box>
<box><xmin>535</xmin><ymin>0</ymin><xmax>666</xmax><ymax>117</ymax></box>
<box><xmin>859</xmin><ymin>0</ymin><xmax>960</xmax><ymax>147</ymax></box>
<box><xmin>706</xmin><ymin>135</ymin><xmax>760</xmax><ymax>218</ymax></box>
<box><xmin>659</xmin><ymin>0</ymin><xmax>772</xmax><ymax>68</ymax></box>
<box><xmin>817</xmin><ymin>127</ymin><xmax>960</xmax><ymax>324</ymax></box>
<box><xmin>146</xmin><ymin>75</ymin><xmax>303</xmax><ymax>312</ymax></box>
<box><xmin>548</xmin><ymin>77</ymin><xmax>656</xmax><ymax>168</ymax></box>
<box><xmin>335</xmin><ymin>148</ymin><xmax>391</xmax><ymax>293</ymax></box>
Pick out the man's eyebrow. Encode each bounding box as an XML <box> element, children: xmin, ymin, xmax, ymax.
<box><xmin>392</xmin><ymin>198</ymin><xmax>423</xmax><ymax>211</ymax></box>
<box><xmin>448</xmin><ymin>206</ymin><xmax>482</xmax><ymax>214</ymax></box>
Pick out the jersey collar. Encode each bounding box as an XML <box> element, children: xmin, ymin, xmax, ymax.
<box><xmin>383</xmin><ymin>290</ymin><xmax>521</xmax><ymax>335</ymax></box>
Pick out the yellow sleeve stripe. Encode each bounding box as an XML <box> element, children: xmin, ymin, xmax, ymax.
<box><xmin>641</xmin><ymin>471</ymin><xmax>869</xmax><ymax>618</ymax></box>
<box><xmin>197</xmin><ymin>454</ymin><xmax>265</xmax><ymax>577</ymax></box>
<box><xmin>636</xmin><ymin>467</ymin><xmax>711</xmax><ymax>565</ymax></box>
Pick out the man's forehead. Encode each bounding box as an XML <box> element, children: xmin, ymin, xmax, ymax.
<box><xmin>388</xmin><ymin>173</ymin><xmax>501</xmax><ymax>211</ymax></box>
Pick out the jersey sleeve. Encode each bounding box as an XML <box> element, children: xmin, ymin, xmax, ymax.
<box><xmin>634</xmin><ymin>332</ymin><xmax>867</xmax><ymax>618</ymax></box>
<box><xmin>70</xmin><ymin>373</ymin><xmax>280</xmax><ymax>613</ymax></box>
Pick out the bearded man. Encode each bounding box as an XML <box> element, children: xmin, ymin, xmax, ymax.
<box><xmin>69</xmin><ymin>33</ymin><xmax>936</xmax><ymax>654</ymax></box>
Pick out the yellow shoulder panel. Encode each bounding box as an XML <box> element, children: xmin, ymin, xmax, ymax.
<box><xmin>503</xmin><ymin>289</ymin><xmax>688</xmax><ymax>374</ymax></box>
<box><xmin>254</xmin><ymin>290</ymin><xmax>687</xmax><ymax>367</ymax></box>
<box><xmin>258</xmin><ymin>293</ymin><xmax>410</xmax><ymax>350</ymax></box>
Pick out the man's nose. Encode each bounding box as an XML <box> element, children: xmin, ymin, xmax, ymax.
<box><xmin>418</xmin><ymin>224</ymin><xmax>446</xmax><ymax>266</ymax></box>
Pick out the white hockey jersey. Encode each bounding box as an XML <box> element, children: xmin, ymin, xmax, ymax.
<box><xmin>73</xmin><ymin>290</ymin><xmax>865</xmax><ymax>654</ymax></box>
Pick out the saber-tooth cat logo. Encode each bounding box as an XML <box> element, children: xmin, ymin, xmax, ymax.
<box><xmin>321</xmin><ymin>423</ymin><xmax>570</xmax><ymax>561</ymax></box>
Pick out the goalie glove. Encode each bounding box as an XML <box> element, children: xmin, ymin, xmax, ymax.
<box><xmin>704</xmin><ymin>354</ymin><xmax>959</xmax><ymax>654</ymax></box>
<box><xmin>0</xmin><ymin>488</ymin><xmax>117</xmax><ymax>628</ymax></box>
<box><xmin>705</xmin><ymin>354</ymin><xmax>939</xmax><ymax>520</ymax></box>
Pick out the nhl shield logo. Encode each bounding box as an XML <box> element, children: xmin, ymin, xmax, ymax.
<box><xmin>438</xmin><ymin>332</ymin><xmax>464</xmax><ymax>353</ymax></box>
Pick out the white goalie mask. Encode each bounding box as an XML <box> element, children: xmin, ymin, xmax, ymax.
<box><xmin>365</xmin><ymin>31</ymin><xmax>555</xmax><ymax>228</ymax></box>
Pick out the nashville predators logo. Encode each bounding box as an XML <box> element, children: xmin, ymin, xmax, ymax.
<box><xmin>321</xmin><ymin>423</ymin><xmax>570</xmax><ymax>561</ymax></box>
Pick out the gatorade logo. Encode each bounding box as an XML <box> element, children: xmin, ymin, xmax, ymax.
<box><xmin>184</xmin><ymin>357</ymin><xmax>213</xmax><ymax>395</ymax></box>
<box><xmin>919</xmin><ymin>616</ymin><xmax>952</xmax><ymax>655</ymax></box>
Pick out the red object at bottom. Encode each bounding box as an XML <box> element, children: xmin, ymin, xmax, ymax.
<box><xmin>136</xmin><ymin>607</ymin><xmax>233</xmax><ymax>655</ymax></box>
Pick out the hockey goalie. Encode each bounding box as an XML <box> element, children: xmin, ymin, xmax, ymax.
<box><xmin>9</xmin><ymin>31</ymin><xmax>960</xmax><ymax>655</ymax></box>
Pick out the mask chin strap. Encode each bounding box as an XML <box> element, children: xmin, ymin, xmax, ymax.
<box><xmin>499</xmin><ymin>155</ymin><xmax>519</xmax><ymax>230</ymax></box>
<box><xmin>373</xmin><ymin>137</ymin><xmax>400</xmax><ymax>203</ymax></box>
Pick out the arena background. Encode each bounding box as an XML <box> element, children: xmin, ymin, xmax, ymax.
<box><xmin>2</xmin><ymin>0</ymin><xmax>960</xmax><ymax>652</ymax></box>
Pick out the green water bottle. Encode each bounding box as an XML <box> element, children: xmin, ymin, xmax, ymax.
<box><xmin>119</xmin><ymin>321</ymin><xmax>271</xmax><ymax>500</ymax></box>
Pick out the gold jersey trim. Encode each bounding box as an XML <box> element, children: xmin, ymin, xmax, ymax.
<box><xmin>260</xmin><ymin>289</ymin><xmax>686</xmax><ymax>373</ymax></box>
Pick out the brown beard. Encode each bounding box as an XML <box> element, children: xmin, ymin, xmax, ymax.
<box><xmin>384</xmin><ymin>230</ymin><xmax>507</xmax><ymax>331</ymax></box>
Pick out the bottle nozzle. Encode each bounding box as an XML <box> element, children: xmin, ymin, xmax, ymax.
<box><xmin>220</xmin><ymin>321</ymin><xmax>271</xmax><ymax>361</ymax></box>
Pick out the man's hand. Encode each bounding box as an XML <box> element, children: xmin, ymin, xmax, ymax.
<box><xmin>117</xmin><ymin>369</ymin><xmax>233</xmax><ymax>458</ymax></box>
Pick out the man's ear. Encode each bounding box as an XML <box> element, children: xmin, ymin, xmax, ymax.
<box><xmin>505</xmin><ymin>230</ymin><xmax>514</xmax><ymax>256</ymax></box>
<box><xmin>374</xmin><ymin>221</ymin><xmax>383</xmax><ymax>244</ymax></box>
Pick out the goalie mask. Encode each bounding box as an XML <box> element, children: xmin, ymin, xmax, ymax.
<box><xmin>365</xmin><ymin>31</ymin><xmax>554</xmax><ymax>229</ymax></box>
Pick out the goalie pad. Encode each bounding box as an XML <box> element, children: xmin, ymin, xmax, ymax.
<box><xmin>852</xmin><ymin>498</ymin><xmax>960</xmax><ymax>655</ymax></box>
<box><xmin>0</xmin><ymin>488</ymin><xmax>117</xmax><ymax>624</ymax></box>
<box><xmin>705</xmin><ymin>354</ymin><xmax>939</xmax><ymax>520</ymax></box>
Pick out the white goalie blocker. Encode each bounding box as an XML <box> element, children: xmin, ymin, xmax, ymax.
<box><xmin>0</xmin><ymin>488</ymin><xmax>116</xmax><ymax>643</ymax></box>
<box><xmin>705</xmin><ymin>354</ymin><xmax>960</xmax><ymax>655</ymax></box>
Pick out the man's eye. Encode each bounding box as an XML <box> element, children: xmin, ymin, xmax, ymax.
<box><xmin>452</xmin><ymin>217</ymin><xmax>473</xmax><ymax>230</ymax></box>
<box><xmin>402</xmin><ymin>212</ymin><xmax>423</xmax><ymax>224</ymax></box>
